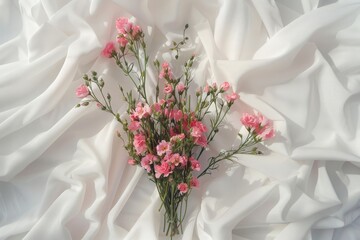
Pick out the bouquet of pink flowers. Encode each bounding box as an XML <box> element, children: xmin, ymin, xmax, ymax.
<box><xmin>76</xmin><ymin>17</ymin><xmax>274</xmax><ymax>238</ymax></box>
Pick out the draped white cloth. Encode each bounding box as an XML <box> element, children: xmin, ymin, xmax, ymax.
<box><xmin>1</xmin><ymin>0</ymin><xmax>360</xmax><ymax>239</ymax></box>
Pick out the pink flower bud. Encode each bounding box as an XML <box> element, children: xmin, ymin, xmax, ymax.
<box><xmin>241</xmin><ymin>113</ymin><xmax>258</xmax><ymax>129</ymax></box>
<box><xmin>164</xmin><ymin>84</ymin><xmax>173</xmax><ymax>94</ymax></box>
<box><xmin>128</xmin><ymin>159</ymin><xmax>136</xmax><ymax>165</ymax></box>
<box><xmin>177</xmin><ymin>183</ymin><xmax>188</xmax><ymax>194</ymax></box>
<box><xmin>117</xmin><ymin>37</ymin><xmax>128</xmax><ymax>47</ymax></box>
<box><xmin>132</xmin><ymin>25</ymin><xmax>142</xmax><ymax>37</ymax></box>
<box><xmin>204</xmin><ymin>84</ymin><xmax>210</xmax><ymax>93</ymax></box>
<box><xmin>190</xmin><ymin>177</ymin><xmax>199</xmax><ymax>188</ymax></box>
<box><xmin>225</xmin><ymin>92</ymin><xmax>239</xmax><ymax>103</ymax></box>
<box><xmin>220</xmin><ymin>82</ymin><xmax>230</xmax><ymax>91</ymax></box>
<box><xmin>116</xmin><ymin>17</ymin><xmax>132</xmax><ymax>34</ymax></box>
<box><xmin>211</xmin><ymin>83</ymin><xmax>217</xmax><ymax>91</ymax></box>
<box><xmin>101</xmin><ymin>42</ymin><xmax>115</xmax><ymax>58</ymax></box>
<box><xmin>75</xmin><ymin>84</ymin><xmax>89</xmax><ymax>98</ymax></box>
<box><xmin>177</xmin><ymin>82</ymin><xmax>185</xmax><ymax>93</ymax></box>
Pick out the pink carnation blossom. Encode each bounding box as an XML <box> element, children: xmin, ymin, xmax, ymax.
<box><xmin>133</xmin><ymin>134</ymin><xmax>147</xmax><ymax>154</ymax></box>
<box><xmin>194</xmin><ymin>135</ymin><xmax>207</xmax><ymax>147</ymax></box>
<box><xmin>117</xmin><ymin>36</ymin><xmax>128</xmax><ymax>47</ymax></box>
<box><xmin>172</xmin><ymin>109</ymin><xmax>183</xmax><ymax>121</ymax></box>
<box><xmin>162</xmin><ymin>62</ymin><xmax>169</xmax><ymax>68</ymax></box>
<box><xmin>76</xmin><ymin>84</ymin><xmax>89</xmax><ymax>98</ymax></box>
<box><xmin>204</xmin><ymin>84</ymin><xmax>210</xmax><ymax>93</ymax></box>
<box><xmin>169</xmin><ymin>153</ymin><xmax>187</xmax><ymax>167</ymax></box>
<box><xmin>225</xmin><ymin>92</ymin><xmax>239</xmax><ymax>103</ymax></box>
<box><xmin>128</xmin><ymin>159</ymin><xmax>136</xmax><ymax>165</ymax></box>
<box><xmin>220</xmin><ymin>82</ymin><xmax>230</xmax><ymax>92</ymax></box>
<box><xmin>177</xmin><ymin>82</ymin><xmax>185</xmax><ymax>93</ymax></box>
<box><xmin>152</xmin><ymin>103</ymin><xmax>162</xmax><ymax>113</ymax></box>
<box><xmin>253</xmin><ymin>112</ymin><xmax>275</xmax><ymax>140</ymax></box>
<box><xmin>134</xmin><ymin>102</ymin><xmax>151</xmax><ymax>119</ymax></box>
<box><xmin>191</xmin><ymin>127</ymin><xmax>203</xmax><ymax>138</ymax></box>
<box><xmin>170</xmin><ymin>133</ymin><xmax>185</xmax><ymax>143</ymax></box>
<box><xmin>164</xmin><ymin>108</ymin><xmax>170</xmax><ymax>117</ymax></box>
<box><xmin>191</xmin><ymin>121</ymin><xmax>207</xmax><ymax>133</ymax></box>
<box><xmin>155</xmin><ymin>161</ymin><xmax>172</xmax><ymax>178</ymax></box>
<box><xmin>156</xmin><ymin>140</ymin><xmax>172</xmax><ymax>156</ymax></box>
<box><xmin>258</xmin><ymin>127</ymin><xmax>275</xmax><ymax>140</ymax></box>
<box><xmin>211</xmin><ymin>83</ymin><xmax>217</xmax><ymax>91</ymax></box>
<box><xmin>128</xmin><ymin>121</ymin><xmax>141</xmax><ymax>131</ymax></box>
<box><xmin>159</xmin><ymin>99</ymin><xmax>166</xmax><ymax>106</ymax></box>
<box><xmin>132</xmin><ymin>25</ymin><xmax>142</xmax><ymax>37</ymax></box>
<box><xmin>116</xmin><ymin>17</ymin><xmax>132</xmax><ymax>34</ymax></box>
<box><xmin>159</xmin><ymin>62</ymin><xmax>173</xmax><ymax>79</ymax></box>
<box><xmin>190</xmin><ymin>157</ymin><xmax>201</xmax><ymax>171</ymax></box>
<box><xmin>101</xmin><ymin>41</ymin><xmax>115</xmax><ymax>58</ymax></box>
<box><xmin>190</xmin><ymin>177</ymin><xmax>199</xmax><ymax>188</ymax></box>
<box><xmin>242</xmin><ymin>112</ymin><xmax>275</xmax><ymax>140</ymax></box>
<box><xmin>164</xmin><ymin>84</ymin><xmax>173</xmax><ymax>94</ymax></box>
<box><xmin>141</xmin><ymin>154</ymin><xmax>156</xmax><ymax>172</ymax></box>
<box><xmin>177</xmin><ymin>183</ymin><xmax>188</xmax><ymax>194</ymax></box>
<box><xmin>257</xmin><ymin>112</ymin><xmax>270</xmax><ymax>128</ymax></box>
<box><xmin>241</xmin><ymin>113</ymin><xmax>259</xmax><ymax>129</ymax></box>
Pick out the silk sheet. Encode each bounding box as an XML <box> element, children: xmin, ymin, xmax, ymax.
<box><xmin>1</xmin><ymin>0</ymin><xmax>360</xmax><ymax>239</ymax></box>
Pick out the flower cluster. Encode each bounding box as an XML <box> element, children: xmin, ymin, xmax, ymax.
<box><xmin>76</xmin><ymin>17</ymin><xmax>274</xmax><ymax>238</ymax></box>
<box><xmin>241</xmin><ymin>112</ymin><xmax>275</xmax><ymax>140</ymax></box>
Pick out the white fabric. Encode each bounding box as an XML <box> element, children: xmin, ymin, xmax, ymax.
<box><xmin>1</xmin><ymin>0</ymin><xmax>360</xmax><ymax>239</ymax></box>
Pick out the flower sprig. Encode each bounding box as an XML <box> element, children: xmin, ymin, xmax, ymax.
<box><xmin>75</xmin><ymin>17</ymin><xmax>274</xmax><ymax>239</ymax></box>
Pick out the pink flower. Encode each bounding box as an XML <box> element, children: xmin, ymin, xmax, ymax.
<box><xmin>152</xmin><ymin>103</ymin><xmax>162</xmax><ymax>113</ymax></box>
<box><xmin>190</xmin><ymin>157</ymin><xmax>201</xmax><ymax>171</ymax></box>
<box><xmin>155</xmin><ymin>161</ymin><xmax>172</xmax><ymax>178</ymax></box>
<box><xmin>177</xmin><ymin>183</ymin><xmax>188</xmax><ymax>194</ymax></box>
<box><xmin>116</xmin><ymin>17</ymin><xmax>132</xmax><ymax>34</ymax></box>
<box><xmin>170</xmin><ymin>133</ymin><xmax>185</xmax><ymax>143</ymax></box>
<box><xmin>190</xmin><ymin>177</ymin><xmax>199</xmax><ymax>188</ymax></box>
<box><xmin>211</xmin><ymin>83</ymin><xmax>217</xmax><ymax>91</ymax></box>
<box><xmin>128</xmin><ymin>121</ymin><xmax>141</xmax><ymax>131</ymax></box>
<box><xmin>117</xmin><ymin>36</ymin><xmax>128</xmax><ymax>48</ymax></box>
<box><xmin>141</xmin><ymin>154</ymin><xmax>156</xmax><ymax>172</ymax></box>
<box><xmin>177</xmin><ymin>82</ymin><xmax>185</xmax><ymax>93</ymax></box>
<box><xmin>241</xmin><ymin>113</ymin><xmax>258</xmax><ymax>129</ymax></box>
<box><xmin>220</xmin><ymin>82</ymin><xmax>230</xmax><ymax>92</ymax></box>
<box><xmin>172</xmin><ymin>109</ymin><xmax>183</xmax><ymax>121</ymax></box>
<box><xmin>134</xmin><ymin>102</ymin><xmax>151</xmax><ymax>119</ymax></box>
<box><xmin>191</xmin><ymin>127</ymin><xmax>203</xmax><ymax>138</ymax></box>
<box><xmin>156</xmin><ymin>140</ymin><xmax>172</xmax><ymax>156</ymax></box>
<box><xmin>258</xmin><ymin>127</ymin><xmax>275</xmax><ymax>140</ymax></box>
<box><xmin>168</xmin><ymin>153</ymin><xmax>187</xmax><ymax>167</ymax></box>
<box><xmin>164</xmin><ymin>84</ymin><xmax>173</xmax><ymax>94</ymax></box>
<box><xmin>164</xmin><ymin>108</ymin><xmax>170</xmax><ymax>117</ymax></box>
<box><xmin>191</xmin><ymin>121</ymin><xmax>207</xmax><ymax>133</ymax></box>
<box><xmin>132</xmin><ymin>25</ymin><xmax>142</xmax><ymax>37</ymax></box>
<box><xmin>225</xmin><ymin>92</ymin><xmax>239</xmax><ymax>103</ymax></box>
<box><xmin>194</xmin><ymin>135</ymin><xmax>207</xmax><ymax>147</ymax></box>
<box><xmin>162</xmin><ymin>62</ymin><xmax>169</xmax><ymax>68</ymax></box>
<box><xmin>257</xmin><ymin>112</ymin><xmax>270</xmax><ymax>128</ymax></box>
<box><xmin>253</xmin><ymin>112</ymin><xmax>275</xmax><ymax>140</ymax></box>
<box><xmin>204</xmin><ymin>84</ymin><xmax>210</xmax><ymax>93</ymax></box>
<box><xmin>159</xmin><ymin>99</ymin><xmax>166</xmax><ymax>106</ymax></box>
<box><xmin>76</xmin><ymin>84</ymin><xmax>89</xmax><ymax>98</ymax></box>
<box><xmin>101</xmin><ymin>41</ymin><xmax>115</xmax><ymax>58</ymax></box>
<box><xmin>128</xmin><ymin>159</ymin><xmax>136</xmax><ymax>165</ymax></box>
<box><xmin>159</xmin><ymin>62</ymin><xmax>173</xmax><ymax>79</ymax></box>
<box><xmin>133</xmin><ymin>134</ymin><xmax>147</xmax><ymax>154</ymax></box>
